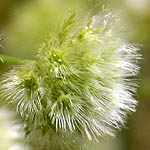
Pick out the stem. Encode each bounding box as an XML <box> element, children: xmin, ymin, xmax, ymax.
<box><xmin>0</xmin><ymin>54</ymin><xmax>25</xmax><ymax>64</ymax></box>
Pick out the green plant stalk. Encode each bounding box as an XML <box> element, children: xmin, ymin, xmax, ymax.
<box><xmin>0</xmin><ymin>54</ymin><xmax>25</xmax><ymax>64</ymax></box>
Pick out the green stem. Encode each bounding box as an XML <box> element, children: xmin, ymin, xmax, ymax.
<box><xmin>0</xmin><ymin>54</ymin><xmax>25</xmax><ymax>64</ymax></box>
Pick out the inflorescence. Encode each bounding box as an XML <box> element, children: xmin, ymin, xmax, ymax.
<box><xmin>0</xmin><ymin>9</ymin><xmax>141</xmax><ymax>150</ymax></box>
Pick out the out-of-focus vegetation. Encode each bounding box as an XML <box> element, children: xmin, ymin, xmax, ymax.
<box><xmin>0</xmin><ymin>0</ymin><xmax>149</xmax><ymax>150</ymax></box>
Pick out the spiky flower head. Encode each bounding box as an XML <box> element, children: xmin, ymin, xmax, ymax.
<box><xmin>0</xmin><ymin>8</ymin><xmax>141</xmax><ymax>150</ymax></box>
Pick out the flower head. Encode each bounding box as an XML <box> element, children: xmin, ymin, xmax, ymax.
<box><xmin>0</xmin><ymin>62</ymin><xmax>45</xmax><ymax>123</ymax></box>
<box><xmin>0</xmin><ymin>9</ymin><xmax>141</xmax><ymax>150</ymax></box>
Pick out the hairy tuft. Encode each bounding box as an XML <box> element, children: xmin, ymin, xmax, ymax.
<box><xmin>0</xmin><ymin>9</ymin><xmax>141</xmax><ymax>150</ymax></box>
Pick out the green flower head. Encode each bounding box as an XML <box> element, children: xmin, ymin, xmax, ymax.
<box><xmin>0</xmin><ymin>8</ymin><xmax>141</xmax><ymax>150</ymax></box>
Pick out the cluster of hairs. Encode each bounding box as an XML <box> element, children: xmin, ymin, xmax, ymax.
<box><xmin>0</xmin><ymin>8</ymin><xmax>141</xmax><ymax>150</ymax></box>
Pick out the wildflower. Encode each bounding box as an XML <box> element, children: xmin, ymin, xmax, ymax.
<box><xmin>0</xmin><ymin>9</ymin><xmax>141</xmax><ymax>150</ymax></box>
<box><xmin>0</xmin><ymin>62</ymin><xmax>45</xmax><ymax>123</ymax></box>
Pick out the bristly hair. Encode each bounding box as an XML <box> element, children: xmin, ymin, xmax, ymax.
<box><xmin>0</xmin><ymin>8</ymin><xmax>141</xmax><ymax>150</ymax></box>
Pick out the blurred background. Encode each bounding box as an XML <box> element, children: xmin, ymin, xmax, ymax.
<box><xmin>0</xmin><ymin>0</ymin><xmax>149</xmax><ymax>150</ymax></box>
